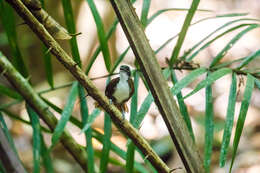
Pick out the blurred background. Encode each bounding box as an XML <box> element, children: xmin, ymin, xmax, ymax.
<box><xmin>1</xmin><ymin>0</ymin><xmax>260</xmax><ymax>172</ymax></box>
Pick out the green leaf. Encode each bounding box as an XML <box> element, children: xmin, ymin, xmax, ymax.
<box><xmin>0</xmin><ymin>1</ymin><xmax>28</xmax><ymax>77</ymax></box>
<box><xmin>140</xmin><ymin>0</ymin><xmax>151</xmax><ymax>26</ymax></box>
<box><xmin>219</xmin><ymin>73</ymin><xmax>237</xmax><ymax>167</ymax></box>
<box><xmin>85</xmin><ymin>19</ymin><xmax>119</xmax><ymax>74</ymax></box>
<box><xmin>147</xmin><ymin>8</ymin><xmax>212</xmax><ymax>26</ymax></box>
<box><xmin>0</xmin><ymin>161</ymin><xmax>6</xmax><ymax>173</ymax></box>
<box><xmin>212</xmin><ymin>57</ymin><xmax>245</xmax><ymax>69</ymax></box>
<box><xmin>186</xmin><ymin>23</ymin><xmax>253</xmax><ymax>61</ymax></box>
<box><xmin>126</xmin><ymin>71</ymin><xmax>139</xmax><ymax>173</ymax></box>
<box><xmin>210</xmin><ymin>24</ymin><xmax>259</xmax><ymax>67</ymax></box>
<box><xmin>85</xmin><ymin>0</ymin><xmax>137</xmax><ymax>74</ymax></box>
<box><xmin>171</xmin><ymin>67</ymin><xmax>207</xmax><ymax>96</ymax></box>
<box><xmin>111</xmin><ymin>46</ymin><xmax>131</xmax><ymax>73</ymax></box>
<box><xmin>80</xmin><ymin>108</ymin><xmax>101</xmax><ymax>133</ymax></box>
<box><xmin>61</xmin><ymin>0</ymin><xmax>81</xmax><ymax>66</ymax></box>
<box><xmin>41</xmin><ymin>96</ymin><xmax>83</xmax><ymax>129</ymax></box>
<box><xmin>155</xmin><ymin>34</ymin><xmax>178</xmax><ymax>54</ymax></box>
<box><xmin>0</xmin><ymin>84</ymin><xmax>22</xmax><ymax>100</ymax></box>
<box><xmin>78</xmin><ymin>85</ymin><xmax>95</xmax><ymax>173</ymax></box>
<box><xmin>86</xmin><ymin>0</ymin><xmax>111</xmax><ymax>71</ymax></box>
<box><xmin>26</xmin><ymin>105</ymin><xmax>41</xmax><ymax>173</ymax></box>
<box><xmin>204</xmin><ymin>84</ymin><xmax>214</xmax><ymax>173</ymax></box>
<box><xmin>170</xmin><ymin>0</ymin><xmax>200</xmax><ymax>65</ymax></box>
<box><xmin>51</xmin><ymin>82</ymin><xmax>78</xmax><ymax>148</ymax></box>
<box><xmin>236</xmin><ymin>49</ymin><xmax>260</xmax><ymax>70</ymax></box>
<box><xmin>184</xmin><ymin>68</ymin><xmax>232</xmax><ymax>99</ymax></box>
<box><xmin>134</xmin><ymin>68</ymin><xmax>171</xmax><ymax>127</ymax></box>
<box><xmin>171</xmin><ymin>70</ymin><xmax>195</xmax><ymax>140</ymax></box>
<box><xmin>100</xmin><ymin>112</ymin><xmax>112</xmax><ymax>173</ymax></box>
<box><xmin>42</xmin><ymin>46</ymin><xmax>54</xmax><ymax>88</ymax></box>
<box><xmin>84</xmin><ymin>0</ymin><xmax>142</xmax><ymax>74</ymax></box>
<box><xmin>215</xmin><ymin>13</ymin><xmax>249</xmax><ymax>18</ymax></box>
<box><xmin>126</xmin><ymin>142</ymin><xmax>136</xmax><ymax>173</ymax></box>
<box><xmin>0</xmin><ymin>112</ymin><xmax>18</xmax><ymax>155</ymax></box>
<box><xmin>135</xmin><ymin>91</ymin><xmax>153</xmax><ymax>128</ymax></box>
<box><xmin>40</xmin><ymin>0</ymin><xmax>53</xmax><ymax>88</ymax></box>
<box><xmin>229</xmin><ymin>74</ymin><xmax>255</xmax><ymax>172</ymax></box>
<box><xmin>41</xmin><ymin>135</ymin><xmax>54</xmax><ymax>173</ymax></box>
<box><xmin>100</xmin><ymin>78</ymin><xmax>112</xmax><ymax>173</ymax></box>
<box><xmin>191</xmin><ymin>13</ymin><xmax>249</xmax><ymax>26</ymax></box>
<box><xmin>255</xmin><ymin>79</ymin><xmax>260</xmax><ymax>90</ymax></box>
<box><xmin>130</xmin><ymin>71</ymin><xmax>139</xmax><ymax>125</ymax></box>
<box><xmin>92</xmin><ymin>130</ymin><xmax>149</xmax><ymax>173</ymax></box>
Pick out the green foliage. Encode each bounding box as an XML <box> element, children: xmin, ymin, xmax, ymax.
<box><xmin>230</xmin><ymin>74</ymin><xmax>255</xmax><ymax>172</ymax></box>
<box><xmin>0</xmin><ymin>0</ymin><xmax>28</xmax><ymax>77</ymax></box>
<box><xmin>204</xmin><ymin>84</ymin><xmax>214</xmax><ymax>173</ymax></box>
<box><xmin>219</xmin><ymin>73</ymin><xmax>237</xmax><ymax>167</ymax></box>
<box><xmin>51</xmin><ymin>82</ymin><xmax>79</xmax><ymax>149</ymax></box>
<box><xmin>26</xmin><ymin>105</ymin><xmax>41</xmax><ymax>173</ymax></box>
<box><xmin>1</xmin><ymin>0</ymin><xmax>260</xmax><ymax>172</ymax></box>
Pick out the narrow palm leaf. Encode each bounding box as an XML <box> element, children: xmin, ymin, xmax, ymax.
<box><xmin>170</xmin><ymin>0</ymin><xmax>200</xmax><ymax>65</ymax></box>
<box><xmin>140</xmin><ymin>0</ymin><xmax>151</xmax><ymax>26</ymax></box>
<box><xmin>61</xmin><ymin>0</ymin><xmax>81</xmax><ymax>66</ymax></box>
<box><xmin>50</xmin><ymin>82</ymin><xmax>78</xmax><ymax>148</ymax></box>
<box><xmin>204</xmin><ymin>84</ymin><xmax>214</xmax><ymax>173</ymax></box>
<box><xmin>219</xmin><ymin>73</ymin><xmax>237</xmax><ymax>167</ymax></box>
<box><xmin>100</xmin><ymin>78</ymin><xmax>112</xmax><ymax>173</ymax></box>
<box><xmin>171</xmin><ymin>67</ymin><xmax>207</xmax><ymax>96</ymax></box>
<box><xmin>41</xmin><ymin>135</ymin><xmax>54</xmax><ymax>173</ymax></box>
<box><xmin>184</xmin><ymin>68</ymin><xmax>232</xmax><ymax>99</ymax></box>
<box><xmin>0</xmin><ymin>112</ymin><xmax>18</xmax><ymax>155</ymax></box>
<box><xmin>229</xmin><ymin>74</ymin><xmax>255</xmax><ymax>172</ymax></box>
<box><xmin>80</xmin><ymin>109</ymin><xmax>101</xmax><ymax>133</ymax></box>
<box><xmin>0</xmin><ymin>1</ymin><xmax>28</xmax><ymax>77</ymax></box>
<box><xmin>134</xmin><ymin>68</ymin><xmax>171</xmax><ymax>127</ymax></box>
<box><xmin>26</xmin><ymin>104</ymin><xmax>41</xmax><ymax>173</ymax></box>
<box><xmin>236</xmin><ymin>49</ymin><xmax>260</xmax><ymax>70</ymax></box>
<box><xmin>210</xmin><ymin>24</ymin><xmax>259</xmax><ymax>67</ymax></box>
<box><xmin>78</xmin><ymin>85</ymin><xmax>95</xmax><ymax>173</ymax></box>
<box><xmin>187</xmin><ymin>23</ymin><xmax>253</xmax><ymax>61</ymax></box>
<box><xmin>40</xmin><ymin>0</ymin><xmax>54</xmax><ymax>88</ymax></box>
<box><xmin>126</xmin><ymin>71</ymin><xmax>139</xmax><ymax>173</ymax></box>
<box><xmin>85</xmin><ymin>0</ymin><xmax>111</xmax><ymax>71</ymax></box>
<box><xmin>171</xmin><ymin>70</ymin><xmax>195</xmax><ymax>140</ymax></box>
<box><xmin>0</xmin><ymin>85</ymin><xmax>22</xmax><ymax>100</ymax></box>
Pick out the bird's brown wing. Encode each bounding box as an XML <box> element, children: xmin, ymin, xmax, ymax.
<box><xmin>128</xmin><ymin>78</ymin><xmax>135</xmax><ymax>100</ymax></box>
<box><xmin>105</xmin><ymin>77</ymin><xmax>120</xmax><ymax>102</ymax></box>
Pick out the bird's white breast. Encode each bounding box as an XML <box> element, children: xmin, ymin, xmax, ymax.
<box><xmin>113</xmin><ymin>80</ymin><xmax>130</xmax><ymax>103</ymax></box>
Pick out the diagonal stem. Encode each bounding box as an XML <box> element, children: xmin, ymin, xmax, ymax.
<box><xmin>4</xmin><ymin>0</ymin><xmax>170</xmax><ymax>172</ymax></box>
<box><xmin>109</xmin><ymin>0</ymin><xmax>204</xmax><ymax>172</ymax></box>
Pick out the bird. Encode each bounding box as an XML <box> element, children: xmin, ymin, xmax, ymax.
<box><xmin>105</xmin><ymin>65</ymin><xmax>134</xmax><ymax>118</ymax></box>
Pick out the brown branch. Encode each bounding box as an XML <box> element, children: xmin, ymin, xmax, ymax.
<box><xmin>109</xmin><ymin>0</ymin><xmax>204</xmax><ymax>172</ymax></box>
<box><xmin>22</xmin><ymin>0</ymin><xmax>71</xmax><ymax>40</ymax></box>
<box><xmin>4</xmin><ymin>0</ymin><xmax>170</xmax><ymax>172</ymax></box>
<box><xmin>0</xmin><ymin>52</ymin><xmax>88</xmax><ymax>171</ymax></box>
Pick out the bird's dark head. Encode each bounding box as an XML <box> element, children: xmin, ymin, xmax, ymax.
<box><xmin>120</xmin><ymin>65</ymin><xmax>131</xmax><ymax>77</ymax></box>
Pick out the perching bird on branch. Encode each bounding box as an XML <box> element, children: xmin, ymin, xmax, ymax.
<box><xmin>95</xmin><ymin>65</ymin><xmax>134</xmax><ymax>118</ymax></box>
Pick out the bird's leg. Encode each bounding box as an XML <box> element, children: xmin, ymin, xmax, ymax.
<box><xmin>121</xmin><ymin>105</ymin><xmax>126</xmax><ymax>120</ymax></box>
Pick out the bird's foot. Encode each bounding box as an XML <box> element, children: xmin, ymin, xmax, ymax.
<box><xmin>122</xmin><ymin>111</ymin><xmax>126</xmax><ymax>120</ymax></box>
